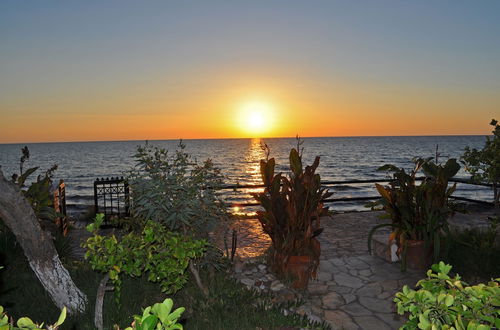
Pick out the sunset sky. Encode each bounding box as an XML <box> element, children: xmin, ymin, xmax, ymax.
<box><xmin>1</xmin><ymin>1</ymin><xmax>499</xmax><ymax>143</ymax></box>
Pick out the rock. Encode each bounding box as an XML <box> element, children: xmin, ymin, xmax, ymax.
<box><xmin>233</xmin><ymin>261</ymin><xmax>244</xmax><ymax>273</ymax></box>
<box><xmin>258</xmin><ymin>264</ymin><xmax>267</xmax><ymax>271</ymax></box>
<box><xmin>240</xmin><ymin>278</ymin><xmax>254</xmax><ymax>287</ymax></box>
<box><xmin>321</xmin><ymin>292</ymin><xmax>345</xmax><ymax>309</ymax></box>
<box><xmin>334</xmin><ymin>272</ymin><xmax>364</xmax><ymax>289</ymax></box>
<box><xmin>270</xmin><ymin>280</ymin><xmax>285</xmax><ymax>291</ymax></box>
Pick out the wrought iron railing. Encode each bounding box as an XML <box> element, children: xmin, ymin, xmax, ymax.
<box><xmin>93</xmin><ymin>177</ymin><xmax>130</xmax><ymax>222</ymax></box>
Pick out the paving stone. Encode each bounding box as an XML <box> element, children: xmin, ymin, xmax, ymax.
<box><xmin>346</xmin><ymin>257</ymin><xmax>370</xmax><ymax>270</ymax></box>
<box><xmin>358</xmin><ymin>269</ymin><xmax>372</xmax><ymax>277</ymax></box>
<box><xmin>356</xmin><ymin>283</ymin><xmax>382</xmax><ymax>297</ymax></box>
<box><xmin>377</xmin><ymin>291</ymin><xmax>393</xmax><ymax>299</ymax></box>
<box><xmin>334</xmin><ymin>272</ymin><xmax>364</xmax><ymax>289</ymax></box>
<box><xmin>349</xmin><ymin>269</ymin><xmax>359</xmax><ymax>276</ymax></box>
<box><xmin>342</xmin><ymin>293</ymin><xmax>356</xmax><ymax>304</ymax></box>
<box><xmin>317</xmin><ymin>271</ymin><xmax>333</xmax><ymax>281</ymax></box>
<box><xmin>322</xmin><ymin>292</ymin><xmax>345</xmax><ymax>309</ymax></box>
<box><xmin>307</xmin><ymin>283</ymin><xmax>329</xmax><ymax>295</ymax></box>
<box><xmin>324</xmin><ymin>310</ymin><xmax>359</xmax><ymax>330</ymax></box>
<box><xmin>354</xmin><ymin>315</ymin><xmax>392</xmax><ymax>330</ymax></box>
<box><xmin>377</xmin><ymin>312</ymin><xmax>406</xmax><ymax>329</ymax></box>
<box><xmin>379</xmin><ymin>279</ymin><xmax>399</xmax><ymax>292</ymax></box>
<box><xmin>359</xmin><ymin>296</ymin><xmax>394</xmax><ymax>313</ymax></box>
<box><xmin>341</xmin><ymin>302</ymin><xmax>372</xmax><ymax>316</ymax></box>
<box><xmin>319</xmin><ymin>259</ymin><xmax>336</xmax><ymax>273</ymax></box>
<box><xmin>332</xmin><ymin>285</ymin><xmax>353</xmax><ymax>294</ymax></box>
<box><xmin>330</xmin><ymin>258</ymin><xmax>346</xmax><ymax>266</ymax></box>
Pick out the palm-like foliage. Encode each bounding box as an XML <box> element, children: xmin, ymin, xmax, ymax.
<box><xmin>252</xmin><ymin>148</ymin><xmax>332</xmax><ymax>273</ymax></box>
<box><xmin>368</xmin><ymin>158</ymin><xmax>460</xmax><ymax>267</ymax></box>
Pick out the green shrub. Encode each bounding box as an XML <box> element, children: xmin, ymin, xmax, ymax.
<box><xmin>127</xmin><ymin>141</ymin><xmax>228</xmax><ymax>239</ymax></box>
<box><xmin>445</xmin><ymin>216</ymin><xmax>500</xmax><ymax>283</ymax></box>
<box><xmin>122</xmin><ymin>298</ymin><xmax>184</xmax><ymax>330</ymax></box>
<box><xmin>395</xmin><ymin>262</ymin><xmax>500</xmax><ymax>329</ymax></box>
<box><xmin>83</xmin><ymin>214</ymin><xmax>206</xmax><ymax>299</ymax></box>
<box><xmin>0</xmin><ymin>305</ymin><xmax>66</xmax><ymax>330</ymax></box>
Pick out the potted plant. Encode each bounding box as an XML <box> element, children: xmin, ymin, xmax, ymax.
<box><xmin>368</xmin><ymin>157</ymin><xmax>460</xmax><ymax>270</ymax></box>
<box><xmin>252</xmin><ymin>145</ymin><xmax>332</xmax><ymax>288</ymax></box>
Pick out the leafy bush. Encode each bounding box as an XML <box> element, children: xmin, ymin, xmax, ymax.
<box><xmin>0</xmin><ymin>305</ymin><xmax>66</xmax><ymax>330</ymax></box>
<box><xmin>9</xmin><ymin>146</ymin><xmax>60</xmax><ymax>222</ymax></box>
<box><xmin>445</xmin><ymin>216</ymin><xmax>500</xmax><ymax>283</ymax></box>
<box><xmin>122</xmin><ymin>298</ymin><xmax>184</xmax><ymax>330</ymax></box>
<box><xmin>368</xmin><ymin>158</ymin><xmax>460</xmax><ymax>268</ymax></box>
<box><xmin>395</xmin><ymin>262</ymin><xmax>500</xmax><ymax>329</ymax></box>
<box><xmin>462</xmin><ymin>119</ymin><xmax>500</xmax><ymax>210</ymax></box>
<box><xmin>127</xmin><ymin>142</ymin><xmax>228</xmax><ymax>239</ymax></box>
<box><xmin>252</xmin><ymin>144</ymin><xmax>331</xmax><ymax>279</ymax></box>
<box><xmin>83</xmin><ymin>214</ymin><xmax>206</xmax><ymax>298</ymax></box>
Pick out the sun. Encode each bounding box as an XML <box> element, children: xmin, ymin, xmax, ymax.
<box><xmin>237</xmin><ymin>101</ymin><xmax>275</xmax><ymax>136</ymax></box>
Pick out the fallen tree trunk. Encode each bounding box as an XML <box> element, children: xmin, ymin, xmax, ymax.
<box><xmin>0</xmin><ymin>170</ymin><xmax>87</xmax><ymax>314</ymax></box>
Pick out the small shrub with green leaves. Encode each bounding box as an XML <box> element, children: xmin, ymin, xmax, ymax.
<box><xmin>127</xmin><ymin>141</ymin><xmax>229</xmax><ymax>239</ymax></box>
<box><xmin>461</xmin><ymin>119</ymin><xmax>500</xmax><ymax>210</ymax></box>
<box><xmin>122</xmin><ymin>298</ymin><xmax>184</xmax><ymax>330</ymax></box>
<box><xmin>9</xmin><ymin>146</ymin><xmax>60</xmax><ymax>222</ymax></box>
<box><xmin>395</xmin><ymin>262</ymin><xmax>500</xmax><ymax>329</ymax></box>
<box><xmin>83</xmin><ymin>214</ymin><xmax>206</xmax><ymax>299</ymax></box>
<box><xmin>0</xmin><ymin>305</ymin><xmax>66</xmax><ymax>330</ymax></box>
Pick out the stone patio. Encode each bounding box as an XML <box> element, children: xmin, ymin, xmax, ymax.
<box><xmin>228</xmin><ymin>209</ymin><xmax>496</xmax><ymax>329</ymax></box>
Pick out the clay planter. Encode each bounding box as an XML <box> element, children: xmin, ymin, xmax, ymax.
<box><xmin>405</xmin><ymin>240</ymin><xmax>433</xmax><ymax>270</ymax></box>
<box><xmin>284</xmin><ymin>255</ymin><xmax>315</xmax><ymax>289</ymax></box>
<box><xmin>272</xmin><ymin>238</ymin><xmax>320</xmax><ymax>289</ymax></box>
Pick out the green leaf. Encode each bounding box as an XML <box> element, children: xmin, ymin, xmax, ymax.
<box><xmin>139</xmin><ymin>315</ymin><xmax>158</xmax><ymax>330</ymax></box>
<box><xmin>17</xmin><ymin>317</ymin><xmax>37</xmax><ymax>329</ymax></box>
<box><xmin>55</xmin><ymin>307</ymin><xmax>66</xmax><ymax>326</ymax></box>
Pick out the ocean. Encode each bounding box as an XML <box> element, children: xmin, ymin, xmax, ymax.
<box><xmin>0</xmin><ymin>136</ymin><xmax>493</xmax><ymax>216</ymax></box>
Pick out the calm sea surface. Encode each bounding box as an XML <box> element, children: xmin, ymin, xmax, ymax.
<box><xmin>0</xmin><ymin>136</ymin><xmax>492</xmax><ymax>215</ymax></box>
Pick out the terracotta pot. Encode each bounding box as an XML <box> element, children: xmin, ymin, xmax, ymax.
<box><xmin>285</xmin><ymin>255</ymin><xmax>314</xmax><ymax>289</ymax></box>
<box><xmin>405</xmin><ymin>240</ymin><xmax>432</xmax><ymax>270</ymax></box>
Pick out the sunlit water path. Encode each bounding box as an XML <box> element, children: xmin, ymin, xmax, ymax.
<box><xmin>0</xmin><ymin>136</ymin><xmax>492</xmax><ymax>216</ymax></box>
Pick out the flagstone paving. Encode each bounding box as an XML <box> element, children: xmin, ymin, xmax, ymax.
<box><xmin>228</xmin><ymin>210</ymin><xmax>495</xmax><ymax>329</ymax></box>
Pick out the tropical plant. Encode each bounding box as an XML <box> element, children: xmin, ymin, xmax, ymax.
<box><xmin>10</xmin><ymin>146</ymin><xmax>60</xmax><ymax>222</ymax></box>
<box><xmin>462</xmin><ymin>119</ymin><xmax>500</xmax><ymax>211</ymax></box>
<box><xmin>122</xmin><ymin>298</ymin><xmax>184</xmax><ymax>330</ymax></box>
<box><xmin>83</xmin><ymin>214</ymin><xmax>207</xmax><ymax>299</ymax></box>
<box><xmin>395</xmin><ymin>262</ymin><xmax>500</xmax><ymax>329</ymax></box>
<box><xmin>368</xmin><ymin>158</ymin><xmax>460</xmax><ymax>269</ymax></box>
<box><xmin>0</xmin><ymin>305</ymin><xmax>66</xmax><ymax>330</ymax></box>
<box><xmin>252</xmin><ymin>142</ymin><xmax>332</xmax><ymax>278</ymax></box>
<box><xmin>127</xmin><ymin>141</ymin><xmax>229</xmax><ymax>239</ymax></box>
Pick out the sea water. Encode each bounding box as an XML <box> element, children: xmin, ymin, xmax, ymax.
<box><xmin>0</xmin><ymin>136</ymin><xmax>491</xmax><ymax>215</ymax></box>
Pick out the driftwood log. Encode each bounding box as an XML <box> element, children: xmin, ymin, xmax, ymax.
<box><xmin>0</xmin><ymin>169</ymin><xmax>87</xmax><ymax>314</ymax></box>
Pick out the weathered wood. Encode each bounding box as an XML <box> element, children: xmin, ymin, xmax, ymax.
<box><xmin>94</xmin><ymin>274</ymin><xmax>110</xmax><ymax>330</ymax></box>
<box><xmin>0</xmin><ymin>169</ymin><xmax>87</xmax><ymax>314</ymax></box>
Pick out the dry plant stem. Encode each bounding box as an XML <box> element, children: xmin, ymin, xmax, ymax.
<box><xmin>189</xmin><ymin>261</ymin><xmax>209</xmax><ymax>297</ymax></box>
<box><xmin>95</xmin><ymin>273</ymin><xmax>111</xmax><ymax>330</ymax></box>
<box><xmin>0</xmin><ymin>169</ymin><xmax>87</xmax><ymax>314</ymax></box>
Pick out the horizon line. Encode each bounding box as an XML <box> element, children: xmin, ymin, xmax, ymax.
<box><xmin>0</xmin><ymin>133</ymin><xmax>489</xmax><ymax>145</ymax></box>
